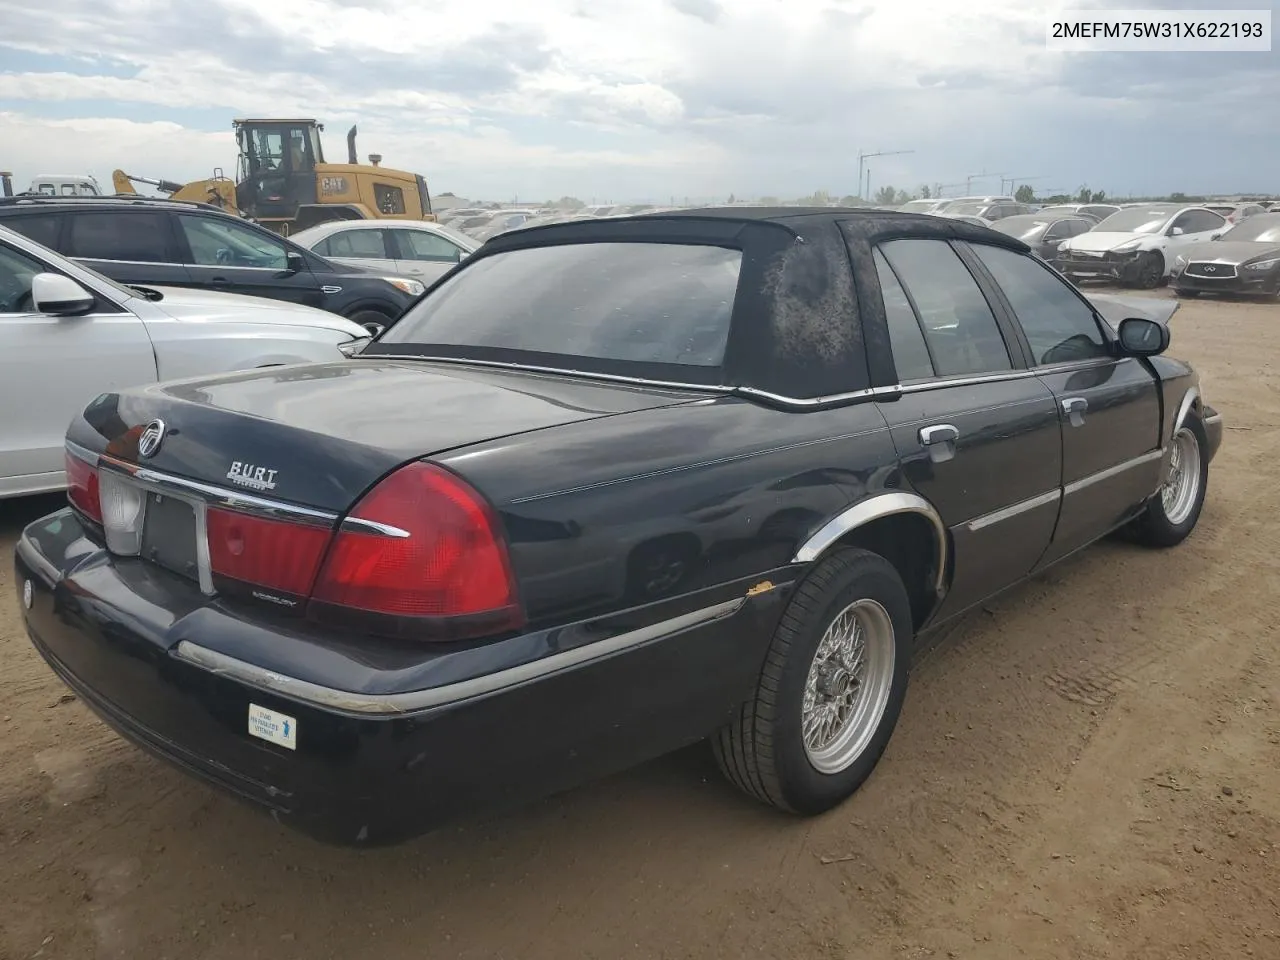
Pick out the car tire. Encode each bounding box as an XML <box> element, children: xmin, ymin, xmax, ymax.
<box><xmin>1174</xmin><ymin>288</ymin><xmax>1200</xmax><ymax>298</ymax></box>
<box><xmin>1134</xmin><ymin>251</ymin><xmax>1164</xmax><ymax>289</ymax></box>
<box><xmin>1130</xmin><ymin>415</ymin><xmax>1208</xmax><ymax>548</ymax></box>
<box><xmin>712</xmin><ymin>547</ymin><xmax>911</xmax><ymax>815</ymax></box>
<box><xmin>347</xmin><ymin>309</ymin><xmax>392</xmax><ymax>337</ymax></box>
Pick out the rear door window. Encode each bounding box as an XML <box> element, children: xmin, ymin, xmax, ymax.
<box><xmin>319</xmin><ymin>229</ymin><xmax>390</xmax><ymax>259</ymax></box>
<box><xmin>877</xmin><ymin>239</ymin><xmax>1012</xmax><ymax>377</ymax></box>
<box><xmin>873</xmin><ymin>249</ymin><xmax>934</xmax><ymax>381</ymax></box>
<box><xmin>5</xmin><ymin>214</ymin><xmax>63</xmax><ymax>251</ymax></box>
<box><xmin>67</xmin><ymin>212</ymin><xmax>171</xmax><ymax>262</ymax></box>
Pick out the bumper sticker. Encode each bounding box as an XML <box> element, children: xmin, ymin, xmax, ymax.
<box><xmin>248</xmin><ymin>704</ymin><xmax>298</xmax><ymax>750</ymax></box>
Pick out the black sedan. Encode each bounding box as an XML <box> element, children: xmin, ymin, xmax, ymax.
<box><xmin>0</xmin><ymin>196</ymin><xmax>420</xmax><ymax>332</ymax></box>
<box><xmin>14</xmin><ymin>209</ymin><xmax>1223</xmax><ymax>845</ymax></box>
<box><xmin>990</xmin><ymin>213</ymin><xmax>1099</xmax><ymax>269</ymax></box>
<box><xmin>1172</xmin><ymin>212</ymin><xmax>1280</xmax><ymax>299</ymax></box>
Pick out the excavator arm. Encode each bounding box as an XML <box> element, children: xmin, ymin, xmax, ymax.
<box><xmin>111</xmin><ymin>169</ymin><xmax>239</xmax><ymax>213</ymax></box>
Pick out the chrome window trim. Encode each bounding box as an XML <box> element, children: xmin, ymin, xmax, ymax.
<box><xmin>366</xmin><ymin>354</ymin><xmax>1120</xmax><ymax>408</ymax></box>
<box><xmin>792</xmin><ymin>491</ymin><xmax>948</xmax><ymax>600</ymax></box>
<box><xmin>173</xmin><ymin>597</ymin><xmax>746</xmax><ymax>715</ymax></box>
<box><xmin>1064</xmin><ymin>449</ymin><xmax>1163</xmax><ymax>497</ymax></box>
<box><xmin>967</xmin><ymin>489</ymin><xmax>1061</xmax><ymax>533</ymax></box>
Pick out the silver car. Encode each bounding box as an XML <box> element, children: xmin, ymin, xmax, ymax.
<box><xmin>289</xmin><ymin>220</ymin><xmax>479</xmax><ymax>287</ymax></box>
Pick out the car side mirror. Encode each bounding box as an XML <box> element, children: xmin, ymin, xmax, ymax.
<box><xmin>285</xmin><ymin>251</ymin><xmax>306</xmax><ymax>274</ymax></box>
<box><xmin>31</xmin><ymin>273</ymin><xmax>95</xmax><ymax>316</ymax></box>
<box><xmin>1117</xmin><ymin>317</ymin><xmax>1170</xmax><ymax>357</ymax></box>
<box><xmin>1169</xmin><ymin>226</ymin><xmax>1185</xmax><ymax>236</ymax></box>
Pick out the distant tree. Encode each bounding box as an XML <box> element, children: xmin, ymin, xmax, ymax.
<box><xmin>728</xmin><ymin>193</ymin><xmax>736</xmax><ymax>204</ymax></box>
<box><xmin>1170</xmin><ymin>191</ymin><xmax>1188</xmax><ymax>202</ymax></box>
<box><xmin>1047</xmin><ymin>194</ymin><xmax>1072</xmax><ymax>204</ymax></box>
<box><xmin>552</xmin><ymin>196</ymin><xmax>585</xmax><ymax>210</ymax></box>
<box><xmin>1093</xmin><ymin>189</ymin><xmax>1106</xmax><ymax>202</ymax></box>
<box><xmin>1015</xmin><ymin>184</ymin><xmax>1035</xmax><ymax>203</ymax></box>
<box><xmin>808</xmin><ymin>189</ymin><xmax>832</xmax><ymax>206</ymax></box>
<box><xmin>920</xmin><ymin>185</ymin><xmax>932</xmax><ymax>199</ymax></box>
<box><xmin>875</xmin><ymin>185</ymin><xmax>898</xmax><ymax>205</ymax></box>
<box><xmin>1076</xmin><ymin>186</ymin><xmax>1094</xmax><ymax>203</ymax></box>
<box><xmin>894</xmin><ymin>189</ymin><xmax>912</xmax><ymax>205</ymax></box>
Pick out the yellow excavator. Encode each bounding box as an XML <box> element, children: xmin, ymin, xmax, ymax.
<box><xmin>112</xmin><ymin>118</ymin><xmax>435</xmax><ymax>235</ymax></box>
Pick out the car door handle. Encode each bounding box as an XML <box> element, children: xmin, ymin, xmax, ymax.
<box><xmin>1061</xmin><ymin>396</ymin><xmax>1088</xmax><ymax>427</ymax></box>
<box><xmin>918</xmin><ymin>423</ymin><xmax>959</xmax><ymax>464</ymax></box>
<box><xmin>210</xmin><ymin>276</ymin><xmax>229</xmax><ymax>285</ymax></box>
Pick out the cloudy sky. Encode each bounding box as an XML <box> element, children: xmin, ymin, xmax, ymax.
<box><xmin>0</xmin><ymin>0</ymin><xmax>1276</xmax><ymax>203</ymax></box>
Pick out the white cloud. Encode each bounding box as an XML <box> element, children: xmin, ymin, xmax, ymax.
<box><xmin>0</xmin><ymin>0</ymin><xmax>1276</xmax><ymax>199</ymax></box>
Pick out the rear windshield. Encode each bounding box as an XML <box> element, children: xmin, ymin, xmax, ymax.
<box><xmin>377</xmin><ymin>241</ymin><xmax>742</xmax><ymax>370</ymax></box>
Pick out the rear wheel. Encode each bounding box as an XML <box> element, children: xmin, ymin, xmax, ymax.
<box><xmin>1130</xmin><ymin>416</ymin><xmax>1208</xmax><ymax>547</ymax></box>
<box><xmin>713</xmin><ymin>548</ymin><xmax>911</xmax><ymax>815</ymax></box>
<box><xmin>1174</xmin><ymin>288</ymin><xmax>1200</xmax><ymax>298</ymax></box>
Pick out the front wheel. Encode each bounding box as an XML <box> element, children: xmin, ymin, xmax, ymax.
<box><xmin>713</xmin><ymin>548</ymin><xmax>911</xmax><ymax>815</ymax></box>
<box><xmin>347</xmin><ymin>309</ymin><xmax>391</xmax><ymax>337</ymax></box>
<box><xmin>1133</xmin><ymin>251</ymin><xmax>1164</xmax><ymax>289</ymax></box>
<box><xmin>1174</xmin><ymin>288</ymin><xmax>1200</xmax><ymax>298</ymax></box>
<box><xmin>1131</xmin><ymin>415</ymin><xmax>1208</xmax><ymax>547</ymax></box>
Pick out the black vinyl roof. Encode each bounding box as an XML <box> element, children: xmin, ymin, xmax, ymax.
<box><xmin>387</xmin><ymin>206</ymin><xmax>1031</xmax><ymax>403</ymax></box>
<box><xmin>483</xmin><ymin>205</ymin><xmax>1031</xmax><ymax>255</ymax></box>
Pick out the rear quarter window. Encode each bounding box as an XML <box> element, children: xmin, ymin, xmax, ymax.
<box><xmin>379</xmin><ymin>241</ymin><xmax>742</xmax><ymax>368</ymax></box>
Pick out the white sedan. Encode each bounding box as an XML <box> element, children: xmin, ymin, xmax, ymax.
<box><xmin>1056</xmin><ymin>204</ymin><xmax>1227</xmax><ymax>288</ymax></box>
<box><xmin>289</xmin><ymin>220</ymin><xmax>479</xmax><ymax>287</ymax></box>
<box><xmin>0</xmin><ymin>225</ymin><xmax>370</xmax><ymax>499</ymax></box>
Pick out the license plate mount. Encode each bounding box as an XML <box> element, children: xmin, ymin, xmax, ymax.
<box><xmin>139</xmin><ymin>492</ymin><xmax>200</xmax><ymax>583</ymax></box>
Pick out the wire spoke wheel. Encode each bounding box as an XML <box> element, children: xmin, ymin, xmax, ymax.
<box><xmin>801</xmin><ymin>598</ymin><xmax>896</xmax><ymax>775</ymax></box>
<box><xmin>1161</xmin><ymin>426</ymin><xmax>1202</xmax><ymax>526</ymax></box>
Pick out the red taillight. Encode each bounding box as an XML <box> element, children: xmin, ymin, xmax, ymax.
<box><xmin>65</xmin><ymin>449</ymin><xmax>102</xmax><ymax>524</ymax></box>
<box><xmin>310</xmin><ymin>462</ymin><xmax>523</xmax><ymax>637</ymax></box>
<box><xmin>207</xmin><ymin>507</ymin><xmax>332</xmax><ymax>597</ymax></box>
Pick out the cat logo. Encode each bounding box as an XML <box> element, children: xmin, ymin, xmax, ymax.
<box><xmin>320</xmin><ymin>176</ymin><xmax>349</xmax><ymax>195</ymax></box>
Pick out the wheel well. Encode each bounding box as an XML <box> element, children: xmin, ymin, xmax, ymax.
<box><xmin>826</xmin><ymin>513</ymin><xmax>942</xmax><ymax>629</ymax></box>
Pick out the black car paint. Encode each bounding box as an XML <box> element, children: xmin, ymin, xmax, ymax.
<box><xmin>14</xmin><ymin>208</ymin><xmax>1224</xmax><ymax>844</ymax></box>
<box><xmin>0</xmin><ymin>201</ymin><xmax>414</xmax><ymax>322</ymax></box>
<box><xmin>1173</xmin><ymin>239</ymin><xmax>1280</xmax><ymax>298</ymax></box>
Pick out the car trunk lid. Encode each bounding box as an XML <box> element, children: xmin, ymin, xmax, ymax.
<box><xmin>74</xmin><ymin>358</ymin><xmax>714</xmax><ymax>512</ymax></box>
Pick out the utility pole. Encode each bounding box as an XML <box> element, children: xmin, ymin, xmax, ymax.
<box><xmin>1002</xmin><ymin>175</ymin><xmax>1047</xmax><ymax>194</ymax></box>
<box><xmin>865</xmin><ymin>168</ymin><xmax>871</xmax><ymax>202</ymax></box>
<box><xmin>965</xmin><ymin>171</ymin><xmax>1007</xmax><ymax>194</ymax></box>
<box><xmin>857</xmin><ymin>149</ymin><xmax>914</xmax><ymax>200</ymax></box>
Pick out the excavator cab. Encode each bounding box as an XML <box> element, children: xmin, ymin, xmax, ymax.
<box><xmin>233</xmin><ymin>119</ymin><xmax>325</xmax><ymax>222</ymax></box>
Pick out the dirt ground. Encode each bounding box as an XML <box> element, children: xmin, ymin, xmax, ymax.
<box><xmin>2</xmin><ymin>289</ymin><xmax>1278</xmax><ymax>960</ymax></box>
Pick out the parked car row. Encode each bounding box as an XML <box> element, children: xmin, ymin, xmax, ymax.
<box><xmin>0</xmin><ymin>223</ymin><xmax>370</xmax><ymax>499</ymax></box>
<box><xmin>892</xmin><ymin>196</ymin><xmax>1278</xmax><ymax>296</ymax></box>
<box><xmin>13</xmin><ymin>205</ymin><xmax>1221</xmax><ymax>846</ymax></box>
<box><xmin>0</xmin><ymin>195</ymin><xmax>423</xmax><ymax>333</ymax></box>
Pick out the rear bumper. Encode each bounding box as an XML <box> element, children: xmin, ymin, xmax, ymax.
<box><xmin>14</xmin><ymin>509</ymin><xmax>785</xmax><ymax>845</ymax></box>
